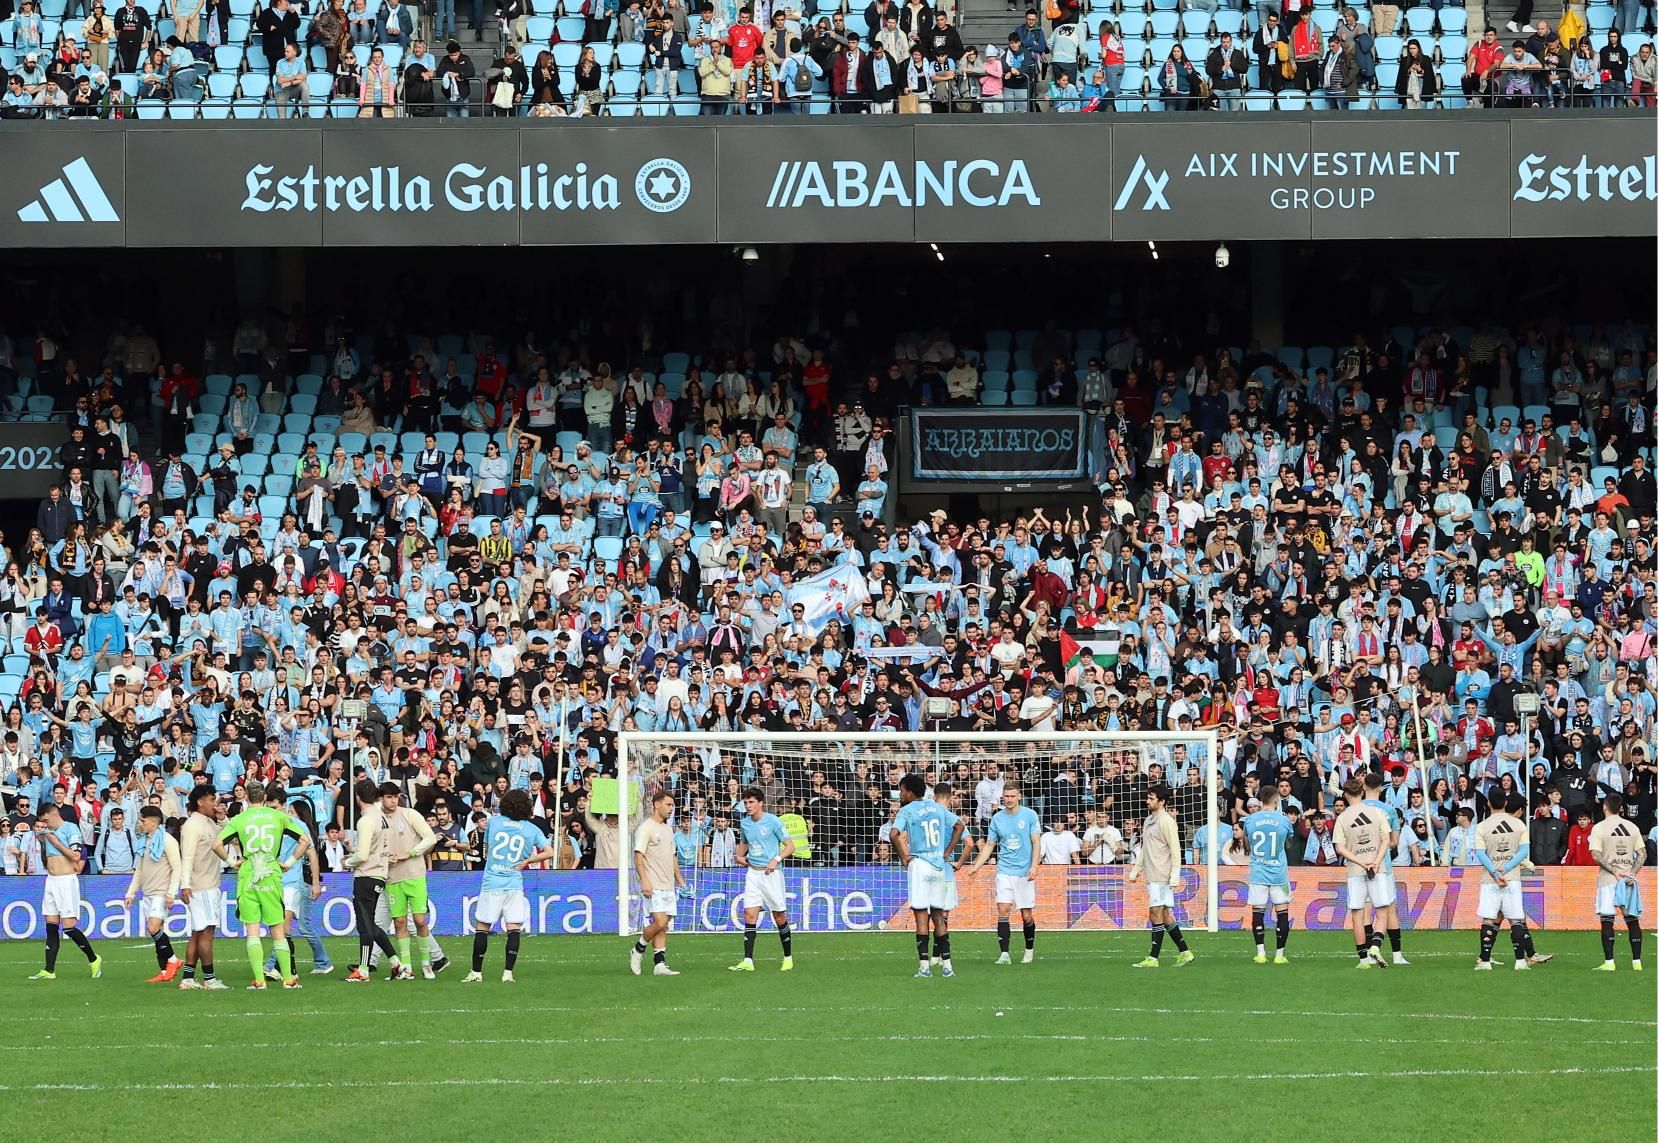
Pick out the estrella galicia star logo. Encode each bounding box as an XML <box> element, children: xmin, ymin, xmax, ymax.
<box><xmin>634</xmin><ymin>157</ymin><xmax>691</xmax><ymax>214</ymax></box>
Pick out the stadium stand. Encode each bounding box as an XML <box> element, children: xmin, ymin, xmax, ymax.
<box><xmin>0</xmin><ymin>0</ymin><xmax>1651</xmax><ymax>116</ymax></box>
<box><xmin>0</xmin><ymin>308</ymin><xmax>1652</xmax><ymax>880</ymax></box>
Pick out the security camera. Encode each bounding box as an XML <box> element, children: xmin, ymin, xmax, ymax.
<box><xmin>1214</xmin><ymin>243</ymin><xmax>1230</xmax><ymax>269</ymax></box>
<box><xmin>740</xmin><ymin>246</ymin><xmax>759</xmax><ymax>263</ymax></box>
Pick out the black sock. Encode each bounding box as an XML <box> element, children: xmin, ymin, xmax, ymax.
<box><xmin>202</xmin><ymin>961</ymin><xmax>215</xmax><ymax>980</ymax></box>
<box><xmin>1601</xmin><ymin>917</ymin><xmax>1617</xmax><ymax>960</ymax></box>
<box><xmin>152</xmin><ymin>931</ymin><xmax>171</xmax><ymax>969</ymax></box>
<box><xmin>1356</xmin><ymin>942</ymin><xmax>1368</xmax><ymax>960</ymax></box>
<box><xmin>182</xmin><ymin>963</ymin><xmax>196</xmax><ymax>979</ymax></box>
<box><xmin>634</xmin><ymin>938</ymin><xmax>648</xmax><ymax>954</ymax></box>
<box><xmin>472</xmin><ymin>930</ymin><xmax>489</xmax><ymax>972</ymax></box>
<box><xmin>1387</xmin><ymin>928</ymin><xmax>1401</xmax><ymax>953</ymax></box>
<box><xmin>1368</xmin><ymin>929</ymin><xmax>1385</xmax><ymax>950</ymax></box>
<box><xmin>1521</xmin><ymin>925</ymin><xmax>1536</xmax><ymax>959</ymax></box>
<box><xmin>1509</xmin><ymin>923</ymin><xmax>1526</xmax><ymax>960</ymax></box>
<box><xmin>778</xmin><ymin>922</ymin><xmax>792</xmax><ymax>957</ymax></box>
<box><xmin>44</xmin><ymin>922</ymin><xmax>60</xmax><ymax>972</ymax></box>
<box><xmin>930</xmin><ymin>933</ymin><xmax>942</xmax><ymax>960</ymax></box>
<box><xmin>1251</xmin><ymin>909</ymin><xmax>1266</xmax><ymax>950</ymax></box>
<box><xmin>1364</xmin><ymin>924</ymin><xmax>1375</xmax><ymax>946</ymax></box>
<box><xmin>997</xmin><ymin>920</ymin><xmax>1010</xmax><ymax>953</ymax></box>
<box><xmin>1630</xmin><ymin>919</ymin><xmax>1644</xmax><ymax>962</ymax></box>
<box><xmin>66</xmin><ymin>926</ymin><xmax>95</xmax><ymax>962</ymax></box>
<box><xmin>1022</xmin><ymin>921</ymin><xmax>1036</xmax><ymax>950</ymax></box>
<box><xmin>1275</xmin><ymin>912</ymin><xmax>1291</xmax><ymax>951</ymax></box>
<box><xmin>1165</xmin><ymin>923</ymin><xmax>1188</xmax><ymax>953</ymax></box>
<box><xmin>653</xmin><ymin>949</ymin><xmax>666</xmax><ymax>965</ymax></box>
<box><xmin>915</xmin><ymin>933</ymin><xmax>929</xmax><ymax>962</ymax></box>
<box><xmin>1149</xmin><ymin>924</ymin><xmax>1165</xmax><ymax>958</ymax></box>
<box><xmin>743</xmin><ymin>924</ymin><xmax>757</xmax><ymax>960</ymax></box>
<box><xmin>504</xmin><ymin>930</ymin><xmax>521</xmax><ymax>970</ymax></box>
<box><xmin>286</xmin><ymin>938</ymin><xmax>296</xmax><ymax>971</ymax></box>
<box><xmin>939</xmin><ymin>933</ymin><xmax>951</xmax><ymax>962</ymax></box>
<box><xmin>1480</xmin><ymin>923</ymin><xmax>1497</xmax><ymax>962</ymax></box>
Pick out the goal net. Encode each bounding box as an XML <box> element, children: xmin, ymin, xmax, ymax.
<box><xmin>612</xmin><ymin>731</ymin><xmax>1220</xmax><ymax>938</ymax></box>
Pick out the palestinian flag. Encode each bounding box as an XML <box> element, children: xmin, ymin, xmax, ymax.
<box><xmin>1062</xmin><ymin>627</ymin><xmax>1121</xmax><ymax>685</ymax></box>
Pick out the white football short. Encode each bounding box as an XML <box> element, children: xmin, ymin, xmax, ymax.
<box><xmin>1595</xmin><ymin>883</ymin><xmax>1643</xmax><ymax>917</ymax></box>
<box><xmin>743</xmin><ymin>867</ymin><xmax>788</xmax><ymax>913</ymax></box>
<box><xmin>1247</xmin><ymin>883</ymin><xmax>1292</xmax><ymax>908</ymax></box>
<box><xmin>1147</xmin><ymin>881</ymin><xmax>1177</xmax><ymax>909</ymax></box>
<box><xmin>1346</xmin><ymin>870</ymin><xmax>1398</xmax><ymax>910</ymax></box>
<box><xmin>1477</xmin><ymin>881</ymin><xmax>1526</xmax><ymax>922</ymax></box>
<box><xmin>645</xmin><ymin>888</ymin><xmax>677</xmax><ymax>918</ymax></box>
<box><xmin>475</xmin><ymin>889</ymin><xmax>530</xmax><ymax>927</ymax></box>
<box><xmin>282</xmin><ymin>885</ymin><xmax>305</xmax><ymax>916</ymax></box>
<box><xmin>141</xmin><ymin>892</ymin><xmax>174</xmax><ymax>922</ymax></box>
<box><xmin>186</xmin><ymin>888</ymin><xmax>225</xmax><ymax>931</ymax></box>
<box><xmin>41</xmin><ymin>874</ymin><xmax>81</xmax><ymax>919</ymax></box>
<box><xmin>907</xmin><ymin>862</ymin><xmax>957</xmax><ymax>912</ymax></box>
<box><xmin>995</xmin><ymin>872</ymin><xmax>1037</xmax><ymax>911</ymax></box>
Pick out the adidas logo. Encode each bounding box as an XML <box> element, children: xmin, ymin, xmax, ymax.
<box><xmin>16</xmin><ymin>157</ymin><xmax>118</xmax><ymax>224</ymax></box>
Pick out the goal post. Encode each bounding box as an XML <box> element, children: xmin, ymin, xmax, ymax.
<box><xmin>614</xmin><ymin>729</ymin><xmax>1221</xmax><ymax>938</ymax></box>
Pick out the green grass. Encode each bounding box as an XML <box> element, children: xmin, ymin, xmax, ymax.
<box><xmin>3</xmin><ymin>930</ymin><xmax>1653</xmax><ymax>1140</ymax></box>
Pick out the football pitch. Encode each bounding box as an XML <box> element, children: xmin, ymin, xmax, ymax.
<box><xmin>4</xmin><ymin>930</ymin><xmax>1653</xmax><ymax>1140</ymax></box>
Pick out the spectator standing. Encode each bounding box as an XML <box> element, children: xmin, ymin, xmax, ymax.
<box><xmin>258</xmin><ymin>0</ymin><xmax>301</xmax><ymax>75</ymax></box>
<box><xmin>1207</xmin><ymin>32</ymin><xmax>1246</xmax><ymax>110</ymax></box>
<box><xmin>112</xmin><ymin>0</ymin><xmax>150</xmax><ymax>72</ymax></box>
<box><xmin>435</xmin><ymin>38</ymin><xmax>476</xmax><ymax>116</ymax></box>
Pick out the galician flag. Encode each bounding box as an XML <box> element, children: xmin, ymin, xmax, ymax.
<box><xmin>787</xmin><ymin>562</ymin><xmax>871</xmax><ymax>635</ymax></box>
<box><xmin>1062</xmin><ymin>627</ymin><xmax>1121</xmax><ymax>684</ymax></box>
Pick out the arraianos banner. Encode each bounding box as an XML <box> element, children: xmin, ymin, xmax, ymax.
<box><xmin>0</xmin><ymin>865</ymin><xmax>1645</xmax><ymax>939</ymax></box>
<box><xmin>0</xmin><ymin>115</ymin><xmax>1649</xmax><ymax>247</ymax></box>
<box><xmin>911</xmin><ymin>408</ymin><xmax>1088</xmax><ymax>482</ymax></box>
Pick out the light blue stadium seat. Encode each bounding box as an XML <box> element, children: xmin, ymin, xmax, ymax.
<box><xmin>982</xmin><ymin>350</ymin><xmax>1011</xmax><ymax>372</ymax></box>
<box><xmin>253</xmin><ymin>412</ymin><xmax>280</xmax><ymax>435</ymax></box>
<box><xmin>1277</xmin><ymin>90</ymin><xmax>1308</xmax><ymax>110</ymax></box>
<box><xmin>616</xmin><ymin>41</ymin><xmax>645</xmax><ymax>68</ymax></box>
<box><xmin>277</xmin><ymin>431</ymin><xmax>307</xmax><ymax>453</ymax></box>
<box><xmin>1522</xmin><ymin>405</ymin><xmax>1550</xmax><ymax>425</ymax></box>
<box><xmin>1149</xmin><ymin>11</ymin><xmax>1181</xmax><ymax>37</ymax></box>
<box><xmin>981</xmin><ymin>391</ymin><xmax>1009</xmax><ymax>406</ymax></box>
<box><xmin>289</xmin><ymin>393</ymin><xmax>318</xmax><ymax>416</ymax></box>
<box><xmin>264</xmin><ymin>474</ymin><xmax>294</xmax><ymax>498</ymax></box>
<box><xmin>338</xmin><ymin>432</ymin><xmax>367</xmax><ymax>455</ymax></box>
<box><xmin>981</xmin><ymin>372</ymin><xmax>1009</xmax><ymax>392</ymax></box>
<box><xmin>526</xmin><ymin>14</ymin><xmax>554</xmax><ymax>41</ymax></box>
<box><xmin>370</xmin><ymin>431</ymin><xmax>398</xmax><ymax>453</ymax></box>
<box><xmin>661</xmin><ymin>352</ymin><xmax>691</xmax><ymax>374</ymax></box>
<box><xmin>1010</xmin><ymin>391</ymin><xmax>1038</xmax><ymax>406</ymax></box>
<box><xmin>1439</xmin><ymin>8</ymin><xmax>1467</xmax><ymax>32</ymax></box>
<box><xmin>1489</xmin><ymin>404</ymin><xmax>1521</xmax><ymax>428</ymax></box>
<box><xmin>199</xmin><ymin>393</ymin><xmax>227</xmax><ymax>416</ymax></box>
<box><xmin>1374</xmin><ymin>35</ymin><xmax>1402</xmax><ymax>61</ymax></box>
<box><xmin>1010</xmin><ymin>370</ymin><xmax>1038</xmax><ymax>390</ymax></box>
<box><xmin>272</xmin><ymin>453</ymin><xmax>299</xmax><ymax>476</ymax></box>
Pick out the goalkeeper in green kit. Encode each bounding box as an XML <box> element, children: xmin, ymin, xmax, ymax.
<box><xmin>212</xmin><ymin>781</ymin><xmax>313</xmax><ymax>991</ymax></box>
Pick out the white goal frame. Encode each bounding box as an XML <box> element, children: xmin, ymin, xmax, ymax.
<box><xmin>614</xmin><ymin>729</ymin><xmax>1221</xmax><ymax>937</ymax></box>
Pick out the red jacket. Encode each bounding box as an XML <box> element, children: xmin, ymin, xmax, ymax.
<box><xmin>1564</xmin><ymin>823</ymin><xmax>1596</xmax><ymax>865</ymax></box>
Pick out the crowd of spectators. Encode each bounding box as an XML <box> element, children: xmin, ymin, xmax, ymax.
<box><xmin>0</xmin><ymin>309</ymin><xmax>1653</xmax><ymax>882</ymax></box>
<box><xmin>1</xmin><ymin>0</ymin><xmax>1651</xmax><ymax>118</ymax></box>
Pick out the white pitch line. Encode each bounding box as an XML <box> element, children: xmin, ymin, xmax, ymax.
<box><xmin>13</xmin><ymin>1030</ymin><xmax>1651</xmax><ymax>1056</ymax></box>
<box><xmin>1</xmin><ymin>1000</ymin><xmax>1651</xmax><ymax>1028</ymax></box>
<box><xmin>7</xmin><ymin>1065</ymin><xmax>1652</xmax><ymax>1096</ymax></box>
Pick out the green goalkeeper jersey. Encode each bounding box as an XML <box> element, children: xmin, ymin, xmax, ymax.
<box><xmin>218</xmin><ymin>806</ymin><xmax>303</xmax><ymax>892</ymax></box>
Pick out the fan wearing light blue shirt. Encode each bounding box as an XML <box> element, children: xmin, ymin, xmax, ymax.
<box><xmin>892</xmin><ymin>773</ymin><xmax>966</xmax><ymax>979</ymax></box>
<box><xmin>729</xmin><ymin>787</ymin><xmax>796</xmax><ymax>973</ymax></box>
<box><xmin>968</xmin><ymin>783</ymin><xmax>1041</xmax><ymax>965</ymax></box>
<box><xmin>1243</xmin><ymin>788</ymin><xmax>1295</xmax><ymax>964</ymax></box>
